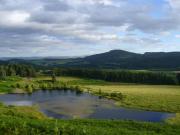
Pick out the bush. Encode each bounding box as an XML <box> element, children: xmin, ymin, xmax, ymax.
<box><xmin>25</xmin><ymin>84</ymin><xmax>33</xmax><ymax>93</ymax></box>
<box><xmin>16</xmin><ymin>83</ymin><xmax>21</xmax><ymax>88</ymax></box>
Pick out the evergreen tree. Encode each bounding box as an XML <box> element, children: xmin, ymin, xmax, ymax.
<box><xmin>0</xmin><ymin>66</ymin><xmax>6</xmax><ymax>79</ymax></box>
<box><xmin>0</xmin><ymin>64</ymin><xmax>36</xmax><ymax>78</ymax></box>
<box><xmin>177</xmin><ymin>73</ymin><xmax>180</xmax><ymax>84</ymax></box>
<box><xmin>8</xmin><ymin>68</ymin><xmax>16</xmax><ymax>76</ymax></box>
<box><xmin>53</xmin><ymin>68</ymin><xmax>177</xmax><ymax>85</ymax></box>
<box><xmin>52</xmin><ymin>73</ymin><xmax>57</xmax><ymax>83</ymax></box>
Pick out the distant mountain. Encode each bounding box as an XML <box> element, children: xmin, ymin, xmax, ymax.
<box><xmin>63</xmin><ymin>50</ymin><xmax>180</xmax><ymax>70</ymax></box>
<box><xmin>0</xmin><ymin>56</ymin><xmax>79</xmax><ymax>60</ymax></box>
<box><xmin>1</xmin><ymin>50</ymin><xmax>180</xmax><ymax>70</ymax></box>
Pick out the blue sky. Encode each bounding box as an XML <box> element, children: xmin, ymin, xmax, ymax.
<box><xmin>0</xmin><ymin>0</ymin><xmax>180</xmax><ymax>57</ymax></box>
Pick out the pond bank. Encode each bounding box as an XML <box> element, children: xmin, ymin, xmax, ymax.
<box><xmin>0</xmin><ymin>90</ymin><xmax>175</xmax><ymax>122</ymax></box>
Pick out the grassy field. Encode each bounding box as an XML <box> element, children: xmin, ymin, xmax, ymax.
<box><xmin>0</xmin><ymin>104</ymin><xmax>180</xmax><ymax>135</ymax></box>
<box><xmin>1</xmin><ymin>76</ymin><xmax>180</xmax><ymax>112</ymax></box>
<box><xmin>0</xmin><ymin>76</ymin><xmax>180</xmax><ymax>134</ymax></box>
<box><xmin>48</xmin><ymin>76</ymin><xmax>180</xmax><ymax>113</ymax></box>
<box><xmin>48</xmin><ymin>76</ymin><xmax>180</xmax><ymax>125</ymax></box>
<box><xmin>0</xmin><ymin>77</ymin><xmax>23</xmax><ymax>93</ymax></box>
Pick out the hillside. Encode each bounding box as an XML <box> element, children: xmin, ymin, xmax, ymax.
<box><xmin>1</xmin><ymin>50</ymin><xmax>180</xmax><ymax>70</ymax></box>
<box><xmin>63</xmin><ymin>50</ymin><xmax>180</xmax><ymax>70</ymax></box>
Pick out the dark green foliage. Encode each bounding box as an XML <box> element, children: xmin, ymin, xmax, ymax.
<box><xmin>177</xmin><ymin>73</ymin><xmax>180</xmax><ymax>84</ymax></box>
<box><xmin>51</xmin><ymin>73</ymin><xmax>57</xmax><ymax>83</ymax></box>
<box><xmin>16</xmin><ymin>83</ymin><xmax>21</xmax><ymax>88</ymax></box>
<box><xmin>7</xmin><ymin>66</ymin><xmax>16</xmax><ymax>76</ymax></box>
<box><xmin>0</xmin><ymin>64</ymin><xmax>36</xmax><ymax>79</ymax></box>
<box><xmin>53</xmin><ymin>68</ymin><xmax>178</xmax><ymax>85</ymax></box>
<box><xmin>25</xmin><ymin>84</ymin><xmax>33</xmax><ymax>93</ymax></box>
<box><xmin>71</xmin><ymin>50</ymin><xmax>180</xmax><ymax>70</ymax></box>
<box><xmin>42</xmin><ymin>50</ymin><xmax>180</xmax><ymax>70</ymax></box>
<box><xmin>0</xmin><ymin>115</ymin><xmax>180</xmax><ymax>135</ymax></box>
<box><xmin>3</xmin><ymin>50</ymin><xmax>180</xmax><ymax>70</ymax></box>
<box><xmin>96</xmin><ymin>90</ymin><xmax>124</xmax><ymax>100</ymax></box>
<box><xmin>13</xmin><ymin>80</ymin><xmax>83</xmax><ymax>93</ymax></box>
<box><xmin>0</xmin><ymin>66</ymin><xmax>6</xmax><ymax>79</ymax></box>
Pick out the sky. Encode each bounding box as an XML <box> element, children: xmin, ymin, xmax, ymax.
<box><xmin>0</xmin><ymin>0</ymin><xmax>180</xmax><ymax>57</ymax></box>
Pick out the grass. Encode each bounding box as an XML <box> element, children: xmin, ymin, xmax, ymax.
<box><xmin>1</xmin><ymin>76</ymin><xmax>180</xmax><ymax>134</ymax></box>
<box><xmin>0</xmin><ymin>104</ymin><xmax>180</xmax><ymax>135</ymax></box>
<box><xmin>0</xmin><ymin>103</ymin><xmax>46</xmax><ymax>120</ymax></box>
<box><xmin>44</xmin><ymin>76</ymin><xmax>180</xmax><ymax>113</ymax></box>
<box><xmin>85</xmin><ymin>85</ymin><xmax>180</xmax><ymax>112</ymax></box>
<box><xmin>1</xmin><ymin>76</ymin><xmax>180</xmax><ymax>113</ymax></box>
<box><xmin>0</xmin><ymin>76</ymin><xmax>22</xmax><ymax>93</ymax></box>
<box><xmin>167</xmin><ymin>113</ymin><xmax>180</xmax><ymax>125</ymax></box>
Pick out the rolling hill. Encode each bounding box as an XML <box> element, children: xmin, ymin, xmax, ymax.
<box><xmin>1</xmin><ymin>50</ymin><xmax>180</xmax><ymax>70</ymax></box>
<box><xmin>63</xmin><ymin>50</ymin><xmax>180</xmax><ymax>70</ymax></box>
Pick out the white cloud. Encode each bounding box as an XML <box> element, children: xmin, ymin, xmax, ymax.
<box><xmin>167</xmin><ymin>0</ymin><xmax>180</xmax><ymax>10</ymax></box>
<box><xmin>81</xmin><ymin>33</ymin><xmax>119</xmax><ymax>41</ymax></box>
<box><xmin>0</xmin><ymin>11</ymin><xmax>30</xmax><ymax>25</ymax></box>
<box><xmin>0</xmin><ymin>0</ymin><xmax>179</xmax><ymax>57</ymax></box>
<box><xmin>67</xmin><ymin>0</ymin><xmax>113</xmax><ymax>5</ymax></box>
<box><xmin>175</xmin><ymin>35</ymin><xmax>180</xmax><ymax>38</ymax></box>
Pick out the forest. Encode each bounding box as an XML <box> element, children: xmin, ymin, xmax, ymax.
<box><xmin>0</xmin><ymin>64</ymin><xmax>36</xmax><ymax>79</ymax></box>
<box><xmin>0</xmin><ymin>64</ymin><xmax>180</xmax><ymax>135</ymax></box>
<box><xmin>1</xmin><ymin>64</ymin><xmax>180</xmax><ymax>85</ymax></box>
<box><xmin>52</xmin><ymin>68</ymin><xmax>180</xmax><ymax>85</ymax></box>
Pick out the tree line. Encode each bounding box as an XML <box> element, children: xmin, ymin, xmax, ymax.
<box><xmin>0</xmin><ymin>64</ymin><xmax>36</xmax><ymax>79</ymax></box>
<box><xmin>52</xmin><ymin>68</ymin><xmax>180</xmax><ymax>85</ymax></box>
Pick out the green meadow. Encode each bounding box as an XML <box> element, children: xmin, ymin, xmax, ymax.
<box><xmin>0</xmin><ymin>103</ymin><xmax>180</xmax><ymax>135</ymax></box>
<box><xmin>0</xmin><ymin>76</ymin><xmax>180</xmax><ymax>134</ymax></box>
<box><xmin>40</xmin><ymin>76</ymin><xmax>180</xmax><ymax>113</ymax></box>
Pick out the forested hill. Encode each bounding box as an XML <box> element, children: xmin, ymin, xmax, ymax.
<box><xmin>1</xmin><ymin>50</ymin><xmax>180</xmax><ymax>70</ymax></box>
<box><xmin>63</xmin><ymin>50</ymin><xmax>180</xmax><ymax>70</ymax></box>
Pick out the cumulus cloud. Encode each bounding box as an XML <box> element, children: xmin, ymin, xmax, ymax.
<box><xmin>175</xmin><ymin>35</ymin><xmax>180</xmax><ymax>38</ymax></box>
<box><xmin>168</xmin><ymin>0</ymin><xmax>180</xmax><ymax>10</ymax></box>
<box><xmin>0</xmin><ymin>0</ymin><xmax>179</xmax><ymax>57</ymax></box>
<box><xmin>0</xmin><ymin>11</ymin><xmax>30</xmax><ymax>25</ymax></box>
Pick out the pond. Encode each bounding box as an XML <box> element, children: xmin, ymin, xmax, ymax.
<box><xmin>0</xmin><ymin>90</ymin><xmax>175</xmax><ymax>122</ymax></box>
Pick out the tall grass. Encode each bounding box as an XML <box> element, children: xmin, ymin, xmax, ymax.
<box><xmin>0</xmin><ymin>103</ymin><xmax>180</xmax><ymax>135</ymax></box>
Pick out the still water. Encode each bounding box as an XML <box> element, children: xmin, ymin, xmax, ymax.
<box><xmin>0</xmin><ymin>90</ymin><xmax>175</xmax><ymax>122</ymax></box>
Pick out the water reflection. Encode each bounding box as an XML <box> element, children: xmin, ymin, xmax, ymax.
<box><xmin>0</xmin><ymin>90</ymin><xmax>175</xmax><ymax>122</ymax></box>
